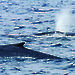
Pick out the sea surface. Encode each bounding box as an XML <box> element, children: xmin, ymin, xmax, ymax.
<box><xmin>0</xmin><ymin>0</ymin><xmax>75</xmax><ymax>75</ymax></box>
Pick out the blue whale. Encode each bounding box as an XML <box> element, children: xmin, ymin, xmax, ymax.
<box><xmin>34</xmin><ymin>31</ymin><xmax>75</xmax><ymax>36</ymax></box>
<box><xmin>0</xmin><ymin>42</ymin><xmax>64</xmax><ymax>60</ymax></box>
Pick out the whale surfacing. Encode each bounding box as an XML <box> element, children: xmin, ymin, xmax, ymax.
<box><xmin>34</xmin><ymin>31</ymin><xmax>75</xmax><ymax>36</ymax></box>
<box><xmin>0</xmin><ymin>42</ymin><xmax>63</xmax><ymax>60</ymax></box>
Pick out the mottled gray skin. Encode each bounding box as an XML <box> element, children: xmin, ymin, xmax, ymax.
<box><xmin>0</xmin><ymin>42</ymin><xmax>63</xmax><ymax>60</ymax></box>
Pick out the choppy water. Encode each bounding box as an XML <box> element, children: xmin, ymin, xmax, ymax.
<box><xmin>0</xmin><ymin>0</ymin><xmax>75</xmax><ymax>75</ymax></box>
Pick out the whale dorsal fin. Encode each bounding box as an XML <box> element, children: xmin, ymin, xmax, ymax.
<box><xmin>13</xmin><ymin>42</ymin><xmax>25</xmax><ymax>48</ymax></box>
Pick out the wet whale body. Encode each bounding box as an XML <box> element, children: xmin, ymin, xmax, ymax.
<box><xmin>35</xmin><ymin>31</ymin><xmax>75</xmax><ymax>36</ymax></box>
<box><xmin>0</xmin><ymin>42</ymin><xmax>63</xmax><ymax>60</ymax></box>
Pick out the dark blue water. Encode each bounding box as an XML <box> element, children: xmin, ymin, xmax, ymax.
<box><xmin>0</xmin><ymin>0</ymin><xmax>75</xmax><ymax>75</ymax></box>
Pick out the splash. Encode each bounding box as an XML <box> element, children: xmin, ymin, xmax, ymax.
<box><xmin>56</xmin><ymin>8</ymin><xmax>72</xmax><ymax>32</ymax></box>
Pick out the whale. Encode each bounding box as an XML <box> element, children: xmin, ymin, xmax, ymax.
<box><xmin>0</xmin><ymin>42</ymin><xmax>66</xmax><ymax>60</ymax></box>
<box><xmin>34</xmin><ymin>31</ymin><xmax>75</xmax><ymax>36</ymax></box>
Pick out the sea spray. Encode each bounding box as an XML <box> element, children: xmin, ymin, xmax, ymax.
<box><xmin>56</xmin><ymin>8</ymin><xmax>72</xmax><ymax>32</ymax></box>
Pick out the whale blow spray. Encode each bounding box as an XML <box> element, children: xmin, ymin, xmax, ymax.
<box><xmin>56</xmin><ymin>8</ymin><xmax>72</xmax><ymax>32</ymax></box>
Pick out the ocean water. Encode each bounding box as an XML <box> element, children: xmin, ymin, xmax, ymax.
<box><xmin>0</xmin><ymin>0</ymin><xmax>75</xmax><ymax>75</ymax></box>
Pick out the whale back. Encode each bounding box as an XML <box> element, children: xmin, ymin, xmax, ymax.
<box><xmin>0</xmin><ymin>42</ymin><xmax>65</xmax><ymax>60</ymax></box>
<box><xmin>34</xmin><ymin>31</ymin><xmax>75</xmax><ymax>36</ymax></box>
<box><xmin>12</xmin><ymin>42</ymin><xmax>25</xmax><ymax>47</ymax></box>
